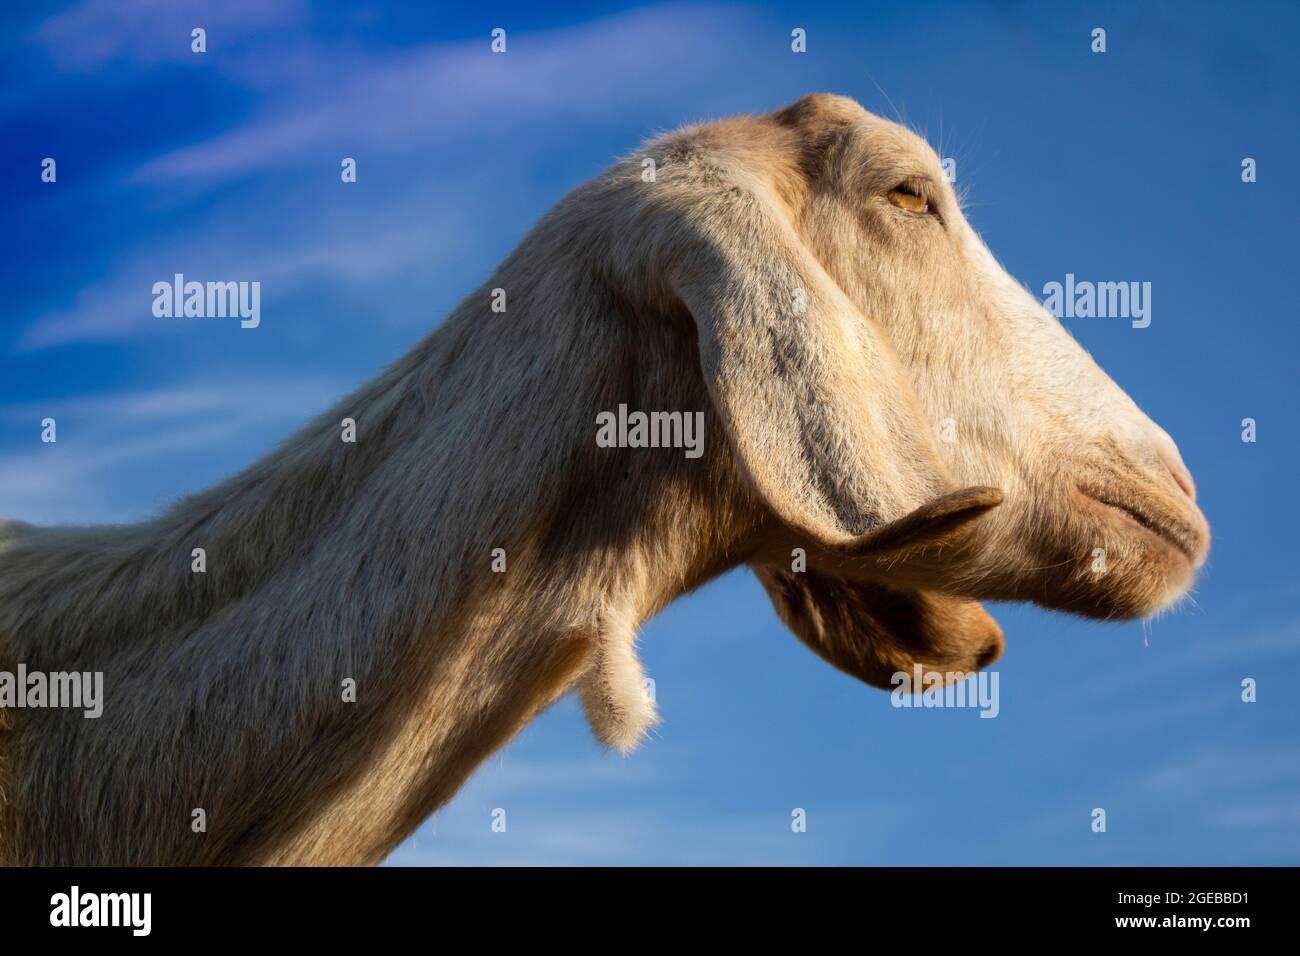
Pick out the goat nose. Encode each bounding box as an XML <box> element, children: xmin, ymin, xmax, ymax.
<box><xmin>1152</xmin><ymin>428</ymin><xmax>1196</xmax><ymax>503</ymax></box>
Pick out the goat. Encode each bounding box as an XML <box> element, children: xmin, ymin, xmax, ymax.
<box><xmin>0</xmin><ymin>94</ymin><xmax>1209</xmax><ymax>865</ymax></box>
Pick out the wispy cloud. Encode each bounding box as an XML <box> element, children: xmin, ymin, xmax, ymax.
<box><xmin>1130</xmin><ymin>746</ymin><xmax>1300</xmax><ymax>860</ymax></box>
<box><xmin>388</xmin><ymin>749</ymin><xmax>905</xmax><ymax>866</ymax></box>
<box><xmin>131</xmin><ymin>4</ymin><xmax>758</xmax><ymax>185</ymax></box>
<box><xmin>0</xmin><ymin>377</ymin><xmax>342</xmax><ymax>523</ymax></box>
<box><xmin>16</xmin><ymin>201</ymin><xmax>454</xmax><ymax>350</ymax></box>
<box><xmin>33</xmin><ymin>0</ymin><xmax>306</xmax><ymax>72</ymax></box>
<box><xmin>17</xmin><ymin>3</ymin><xmax>770</xmax><ymax>352</ymax></box>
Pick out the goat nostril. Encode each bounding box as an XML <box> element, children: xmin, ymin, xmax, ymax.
<box><xmin>1152</xmin><ymin>431</ymin><xmax>1197</xmax><ymax>503</ymax></box>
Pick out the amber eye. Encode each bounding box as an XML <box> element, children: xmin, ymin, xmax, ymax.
<box><xmin>887</xmin><ymin>186</ymin><xmax>929</xmax><ymax>214</ymax></box>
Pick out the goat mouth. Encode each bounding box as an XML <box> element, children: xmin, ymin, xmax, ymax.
<box><xmin>1078</xmin><ymin>488</ymin><xmax>1198</xmax><ymax>561</ymax></box>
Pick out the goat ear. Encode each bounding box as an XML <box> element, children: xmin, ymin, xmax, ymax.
<box><xmin>669</xmin><ymin>180</ymin><xmax>958</xmax><ymax>547</ymax></box>
<box><xmin>829</xmin><ymin>486</ymin><xmax>1003</xmax><ymax>588</ymax></box>
<box><xmin>752</xmin><ymin>565</ymin><xmax>1004</xmax><ymax>690</ymax></box>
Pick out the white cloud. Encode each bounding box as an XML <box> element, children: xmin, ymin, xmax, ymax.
<box><xmin>19</xmin><ymin>4</ymin><xmax>770</xmax><ymax>352</ymax></box>
<box><xmin>33</xmin><ymin>0</ymin><xmax>305</xmax><ymax>72</ymax></box>
<box><xmin>0</xmin><ymin>377</ymin><xmax>343</xmax><ymax>523</ymax></box>
<box><xmin>16</xmin><ymin>205</ymin><xmax>452</xmax><ymax>350</ymax></box>
<box><xmin>130</xmin><ymin>4</ymin><xmax>759</xmax><ymax>185</ymax></box>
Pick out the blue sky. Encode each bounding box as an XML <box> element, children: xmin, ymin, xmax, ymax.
<box><xmin>3</xmin><ymin>0</ymin><xmax>1297</xmax><ymax>864</ymax></box>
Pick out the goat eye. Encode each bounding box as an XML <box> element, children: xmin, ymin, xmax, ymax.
<box><xmin>887</xmin><ymin>187</ymin><xmax>929</xmax><ymax>214</ymax></box>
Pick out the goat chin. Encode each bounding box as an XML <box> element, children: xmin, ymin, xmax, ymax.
<box><xmin>955</xmin><ymin>520</ymin><xmax>1202</xmax><ymax>622</ymax></box>
<box><xmin>1050</xmin><ymin>484</ymin><xmax>1206</xmax><ymax>619</ymax></box>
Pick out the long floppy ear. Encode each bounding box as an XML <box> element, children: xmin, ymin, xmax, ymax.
<box><xmin>665</xmin><ymin>164</ymin><xmax>992</xmax><ymax>548</ymax></box>
<box><xmin>753</xmin><ymin>565</ymin><xmax>1004</xmax><ymax>690</ymax></box>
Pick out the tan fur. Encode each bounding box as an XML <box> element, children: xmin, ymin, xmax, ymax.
<box><xmin>0</xmin><ymin>95</ymin><xmax>1209</xmax><ymax>865</ymax></box>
